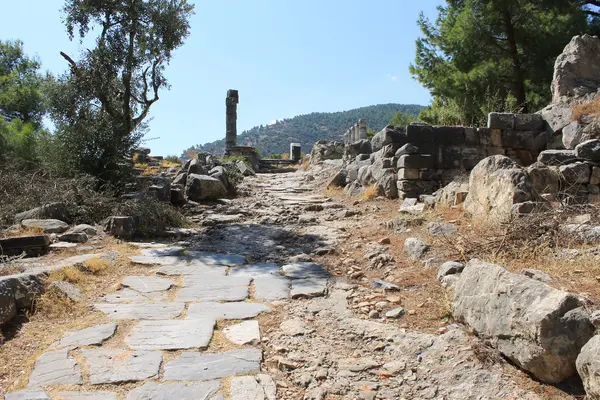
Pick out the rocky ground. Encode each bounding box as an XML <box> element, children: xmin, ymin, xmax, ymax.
<box><xmin>0</xmin><ymin>163</ymin><xmax>586</xmax><ymax>400</ymax></box>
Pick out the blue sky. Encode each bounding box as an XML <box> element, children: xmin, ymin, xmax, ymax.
<box><xmin>0</xmin><ymin>0</ymin><xmax>443</xmax><ymax>156</ymax></box>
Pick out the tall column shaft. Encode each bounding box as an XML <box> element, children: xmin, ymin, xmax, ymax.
<box><xmin>226</xmin><ymin>89</ymin><xmax>239</xmax><ymax>150</ymax></box>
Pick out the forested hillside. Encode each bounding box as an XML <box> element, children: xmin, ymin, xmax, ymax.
<box><xmin>186</xmin><ymin>104</ymin><xmax>423</xmax><ymax>156</ymax></box>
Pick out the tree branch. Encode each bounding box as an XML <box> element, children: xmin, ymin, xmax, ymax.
<box><xmin>60</xmin><ymin>51</ymin><xmax>78</xmax><ymax>70</ymax></box>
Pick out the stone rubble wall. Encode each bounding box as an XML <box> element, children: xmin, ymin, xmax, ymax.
<box><xmin>341</xmin><ymin>112</ymin><xmax>548</xmax><ymax>199</ymax></box>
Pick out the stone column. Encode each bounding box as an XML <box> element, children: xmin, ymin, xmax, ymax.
<box><xmin>226</xmin><ymin>89</ymin><xmax>239</xmax><ymax>151</ymax></box>
<box><xmin>350</xmin><ymin>125</ymin><xmax>356</xmax><ymax>143</ymax></box>
<box><xmin>290</xmin><ymin>143</ymin><xmax>302</xmax><ymax>161</ymax></box>
<box><xmin>358</xmin><ymin>119</ymin><xmax>367</xmax><ymax>140</ymax></box>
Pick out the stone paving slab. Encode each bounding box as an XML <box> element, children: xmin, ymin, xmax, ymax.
<box><xmin>290</xmin><ymin>277</ymin><xmax>328</xmax><ymax>298</ymax></box>
<box><xmin>230</xmin><ymin>375</ymin><xmax>277</xmax><ymax>400</ymax></box>
<box><xmin>129</xmin><ymin>255</ymin><xmax>186</xmax><ymax>265</ymax></box>
<box><xmin>163</xmin><ymin>348</ymin><xmax>262</xmax><ymax>381</ymax></box>
<box><xmin>94</xmin><ymin>303</ymin><xmax>185</xmax><ymax>320</ymax></box>
<box><xmin>223</xmin><ymin>320</ymin><xmax>260</xmax><ymax>345</ymax></box>
<box><xmin>4</xmin><ymin>387</ymin><xmax>50</xmax><ymax>400</ymax></box>
<box><xmin>126</xmin><ymin>381</ymin><xmax>221</xmax><ymax>400</ymax></box>
<box><xmin>187</xmin><ymin>302</ymin><xmax>271</xmax><ymax>320</ymax></box>
<box><xmin>157</xmin><ymin>264</ymin><xmax>227</xmax><ymax>276</ymax></box>
<box><xmin>177</xmin><ymin>276</ymin><xmax>250</xmax><ymax>302</ymax></box>
<box><xmin>182</xmin><ymin>275</ymin><xmax>251</xmax><ymax>288</ymax></box>
<box><xmin>82</xmin><ymin>348</ymin><xmax>162</xmax><ymax>384</ymax></box>
<box><xmin>229</xmin><ymin>264</ymin><xmax>280</xmax><ymax>277</ymax></box>
<box><xmin>57</xmin><ymin>391</ymin><xmax>117</xmax><ymax>399</ymax></box>
<box><xmin>51</xmin><ymin>323</ymin><xmax>117</xmax><ymax>349</ymax></box>
<box><xmin>122</xmin><ymin>276</ymin><xmax>175</xmax><ymax>293</ymax></box>
<box><xmin>254</xmin><ymin>276</ymin><xmax>290</xmax><ymax>300</ymax></box>
<box><xmin>281</xmin><ymin>262</ymin><xmax>329</xmax><ymax>279</ymax></box>
<box><xmin>103</xmin><ymin>288</ymin><xmax>168</xmax><ymax>303</ymax></box>
<box><xmin>126</xmin><ymin>319</ymin><xmax>215</xmax><ymax>350</ymax></box>
<box><xmin>141</xmin><ymin>247</ymin><xmax>185</xmax><ymax>257</ymax></box>
<box><xmin>185</xmin><ymin>251</ymin><xmax>246</xmax><ymax>266</ymax></box>
<box><xmin>28</xmin><ymin>348</ymin><xmax>82</xmax><ymax>386</ymax></box>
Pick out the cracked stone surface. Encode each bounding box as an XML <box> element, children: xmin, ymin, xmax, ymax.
<box><xmin>103</xmin><ymin>288</ymin><xmax>168</xmax><ymax>303</ymax></box>
<box><xmin>187</xmin><ymin>302</ymin><xmax>271</xmax><ymax>320</ymax></box>
<box><xmin>4</xmin><ymin>387</ymin><xmax>50</xmax><ymax>400</ymax></box>
<box><xmin>94</xmin><ymin>303</ymin><xmax>185</xmax><ymax>319</ymax></box>
<box><xmin>157</xmin><ymin>264</ymin><xmax>227</xmax><ymax>276</ymax></box>
<box><xmin>51</xmin><ymin>323</ymin><xmax>117</xmax><ymax>349</ymax></box>
<box><xmin>82</xmin><ymin>348</ymin><xmax>162</xmax><ymax>384</ymax></box>
<box><xmin>229</xmin><ymin>263</ymin><xmax>281</xmax><ymax>277</ymax></box>
<box><xmin>223</xmin><ymin>320</ymin><xmax>261</xmax><ymax>345</ymax></box>
<box><xmin>230</xmin><ymin>375</ymin><xmax>277</xmax><ymax>400</ymax></box>
<box><xmin>122</xmin><ymin>276</ymin><xmax>175</xmax><ymax>293</ymax></box>
<box><xmin>126</xmin><ymin>381</ymin><xmax>221</xmax><ymax>400</ymax></box>
<box><xmin>57</xmin><ymin>392</ymin><xmax>117</xmax><ymax>400</ymax></box>
<box><xmin>28</xmin><ymin>349</ymin><xmax>82</xmax><ymax>386</ymax></box>
<box><xmin>281</xmin><ymin>262</ymin><xmax>329</xmax><ymax>279</ymax></box>
<box><xmin>177</xmin><ymin>276</ymin><xmax>250</xmax><ymax>302</ymax></box>
<box><xmin>163</xmin><ymin>348</ymin><xmax>262</xmax><ymax>381</ymax></box>
<box><xmin>290</xmin><ymin>277</ymin><xmax>328</xmax><ymax>298</ymax></box>
<box><xmin>254</xmin><ymin>275</ymin><xmax>290</xmax><ymax>300</ymax></box>
<box><xmin>126</xmin><ymin>319</ymin><xmax>215</xmax><ymax>350</ymax></box>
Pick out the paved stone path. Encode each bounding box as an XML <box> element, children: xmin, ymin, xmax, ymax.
<box><xmin>5</xmin><ymin>183</ymin><xmax>331</xmax><ymax>399</ymax></box>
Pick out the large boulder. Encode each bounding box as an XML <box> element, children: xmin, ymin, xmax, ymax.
<box><xmin>540</xmin><ymin>35</ymin><xmax>600</xmax><ymax>148</ymax></box>
<box><xmin>185</xmin><ymin>174</ymin><xmax>228</xmax><ymax>201</ymax></box>
<box><xmin>371</xmin><ymin>126</ymin><xmax>406</xmax><ymax>153</ymax></box>
<box><xmin>309</xmin><ymin>140</ymin><xmax>344</xmax><ymax>164</ymax></box>
<box><xmin>103</xmin><ymin>216</ymin><xmax>136</xmax><ymax>239</ymax></box>
<box><xmin>551</xmin><ymin>34</ymin><xmax>600</xmax><ymax>104</ymax></box>
<box><xmin>344</xmin><ymin>139</ymin><xmax>372</xmax><ymax>161</ymax></box>
<box><xmin>463</xmin><ymin>156</ymin><xmax>536</xmax><ymax>223</ymax></box>
<box><xmin>526</xmin><ymin>162</ymin><xmax>561</xmax><ymax>195</ymax></box>
<box><xmin>21</xmin><ymin>219</ymin><xmax>69</xmax><ymax>234</ymax></box>
<box><xmin>14</xmin><ymin>202</ymin><xmax>70</xmax><ymax>224</ymax></box>
<box><xmin>434</xmin><ymin>180</ymin><xmax>469</xmax><ymax>208</ymax></box>
<box><xmin>576</xmin><ymin>335</ymin><xmax>600</xmax><ymax>399</ymax></box>
<box><xmin>453</xmin><ymin>259</ymin><xmax>594</xmax><ymax>383</ymax></box>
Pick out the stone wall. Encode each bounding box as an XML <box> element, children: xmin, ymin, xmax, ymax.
<box><xmin>341</xmin><ymin>113</ymin><xmax>549</xmax><ymax>199</ymax></box>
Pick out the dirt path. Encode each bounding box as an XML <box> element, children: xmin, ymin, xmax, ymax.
<box><xmin>1</xmin><ymin>169</ymin><xmax>570</xmax><ymax>399</ymax></box>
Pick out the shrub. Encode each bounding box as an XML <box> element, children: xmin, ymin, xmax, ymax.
<box><xmin>113</xmin><ymin>198</ymin><xmax>187</xmax><ymax>237</ymax></box>
<box><xmin>165</xmin><ymin>155</ymin><xmax>180</xmax><ymax>164</ymax></box>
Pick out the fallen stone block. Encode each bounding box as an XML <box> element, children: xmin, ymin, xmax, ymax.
<box><xmin>453</xmin><ymin>259</ymin><xmax>594</xmax><ymax>383</ymax></box>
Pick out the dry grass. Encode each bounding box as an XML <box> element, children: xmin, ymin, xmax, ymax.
<box><xmin>361</xmin><ymin>185</ymin><xmax>379</xmax><ymax>200</ymax></box>
<box><xmin>48</xmin><ymin>266</ymin><xmax>84</xmax><ymax>283</ymax></box>
<box><xmin>571</xmin><ymin>96</ymin><xmax>600</xmax><ymax>121</ymax></box>
<box><xmin>82</xmin><ymin>257</ymin><xmax>112</xmax><ymax>275</ymax></box>
<box><xmin>0</xmin><ymin>226</ymin><xmax>44</xmax><ymax>239</ymax></box>
<box><xmin>325</xmin><ymin>186</ymin><xmax>345</xmax><ymax>197</ymax></box>
<box><xmin>35</xmin><ymin>287</ymin><xmax>85</xmax><ymax>319</ymax></box>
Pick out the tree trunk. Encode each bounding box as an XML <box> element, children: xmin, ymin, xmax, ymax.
<box><xmin>503</xmin><ymin>5</ymin><xmax>528</xmax><ymax>113</ymax></box>
<box><xmin>123</xmin><ymin>0</ymin><xmax>137</xmax><ymax>137</ymax></box>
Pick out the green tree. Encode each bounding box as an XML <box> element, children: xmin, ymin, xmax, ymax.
<box><xmin>49</xmin><ymin>0</ymin><xmax>194</xmax><ymax>183</ymax></box>
<box><xmin>411</xmin><ymin>0</ymin><xmax>598</xmax><ymax>125</ymax></box>
<box><xmin>389</xmin><ymin>111</ymin><xmax>417</xmax><ymax>127</ymax></box>
<box><xmin>0</xmin><ymin>40</ymin><xmax>46</xmax><ymax>126</ymax></box>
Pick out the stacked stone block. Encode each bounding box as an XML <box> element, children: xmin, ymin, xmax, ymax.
<box><xmin>339</xmin><ymin>113</ymin><xmax>549</xmax><ymax>200</ymax></box>
<box><xmin>344</xmin><ymin>120</ymin><xmax>368</xmax><ymax>145</ymax></box>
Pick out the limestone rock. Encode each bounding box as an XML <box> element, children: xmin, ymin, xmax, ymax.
<box><xmin>185</xmin><ymin>174</ymin><xmax>228</xmax><ymax>201</ymax></box>
<box><xmin>82</xmin><ymin>348</ymin><xmax>162</xmax><ymax>384</ymax></box>
<box><xmin>437</xmin><ymin>261</ymin><xmax>465</xmax><ymax>281</ymax></box>
<box><xmin>559</xmin><ymin>162</ymin><xmax>591</xmax><ymax>184</ymax></box>
<box><xmin>577</xmin><ymin>335</ymin><xmax>600</xmax><ymax>399</ymax></box>
<box><xmin>4</xmin><ymin>388</ymin><xmax>51</xmax><ymax>400</ymax></box>
<box><xmin>575</xmin><ymin>139</ymin><xmax>600</xmax><ymax>161</ymax></box>
<box><xmin>309</xmin><ymin>140</ymin><xmax>344</xmax><ymax>164</ymax></box>
<box><xmin>403</xmin><ymin>238</ymin><xmax>429</xmax><ymax>260</ymax></box>
<box><xmin>48</xmin><ymin>281</ymin><xmax>83</xmax><ymax>302</ymax></box>
<box><xmin>52</xmin><ymin>323</ymin><xmax>117</xmax><ymax>349</ymax></box>
<box><xmin>21</xmin><ymin>219</ymin><xmax>69</xmax><ymax>234</ymax></box>
<box><xmin>453</xmin><ymin>259</ymin><xmax>594</xmax><ymax>383</ymax></box>
<box><xmin>14</xmin><ymin>202</ymin><xmax>69</xmax><ymax>224</ymax></box>
<box><xmin>551</xmin><ymin>34</ymin><xmax>600</xmax><ymax>104</ymax></box>
<box><xmin>230</xmin><ymin>375</ymin><xmax>276</xmax><ymax>400</ymax></box>
<box><xmin>427</xmin><ymin>222</ymin><xmax>457</xmax><ymax>236</ymax></box>
<box><xmin>29</xmin><ymin>349</ymin><xmax>82</xmax><ymax>386</ymax></box>
<box><xmin>526</xmin><ymin>163</ymin><xmax>560</xmax><ymax>195</ymax></box>
<box><xmin>371</xmin><ymin>126</ymin><xmax>406</xmax><ymax>153</ymax></box>
<box><xmin>464</xmin><ymin>156</ymin><xmax>536</xmax><ymax>223</ymax></box>
<box><xmin>127</xmin><ymin>381</ymin><xmax>221</xmax><ymax>400</ymax></box>
<box><xmin>103</xmin><ymin>216</ymin><xmax>136</xmax><ymax>239</ymax></box>
<box><xmin>58</xmin><ymin>232</ymin><xmax>88</xmax><ymax>243</ymax></box>
<box><xmin>434</xmin><ymin>181</ymin><xmax>469</xmax><ymax>208</ymax></box>
<box><xmin>223</xmin><ymin>320</ymin><xmax>260</xmax><ymax>345</ymax></box>
<box><xmin>163</xmin><ymin>348</ymin><xmax>262</xmax><ymax>381</ymax></box>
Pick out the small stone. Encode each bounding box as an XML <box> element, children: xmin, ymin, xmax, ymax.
<box><xmin>230</xmin><ymin>375</ymin><xmax>276</xmax><ymax>400</ymax></box>
<box><xmin>385</xmin><ymin>308</ymin><xmax>407</xmax><ymax>319</ymax></box>
<box><xmin>316</xmin><ymin>368</ymin><xmax>328</xmax><ymax>380</ymax></box>
<box><xmin>371</xmin><ymin>279</ymin><xmax>400</xmax><ymax>291</ymax></box>
<box><xmin>521</xmin><ymin>268</ymin><xmax>551</xmax><ymax>283</ymax></box>
<box><xmin>48</xmin><ymin>281</ymin><xmax>83</xmax><ymax>302</ymax></box>
<box><xmin>223</xmin><ymin>320</ymin><xmax>261</xmax><ymax>345</ymax></box>
<box><xmin>404</xmin><ymin>238</ymin><xmax>429</xmax><ymax>260</ymax></box>
<box><xmin>379</xmin><ymin>237</ymin><xmax>391</xmax><ymax>245</ymax></box>
<box><xmin>280</xmin><ymin>319</ymin><xmax>312</xmax><ymax>336</ymax></box>
<box><xmin>368</xmin><ymin>310</ymin><xmax>379</xmax><ymax>319</ymax></box>
<box><xmin>436</xmin><ymin>261</ymin><xmax>465</xmax><ymax>281</ymax></box>
<box><xmin>338</xmin><ymin>358</ymin><xmax>381</xmax><ymax>372</ymax></box>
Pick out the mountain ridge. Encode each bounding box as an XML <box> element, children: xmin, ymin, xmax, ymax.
<box><xmin>185</xmin><ymin>103</ymin><xmax>424</xmax><ymax>156</ymax></box>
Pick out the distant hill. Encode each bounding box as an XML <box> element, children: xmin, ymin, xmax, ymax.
<box><xmin>184</xmin><ymin>103</ymin><xmax>424</xmax><ymax>157</ymax></box>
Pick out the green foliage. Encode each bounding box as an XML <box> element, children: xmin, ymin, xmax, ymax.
<box><xmin>187</xmin><ymin>104</ymin><xmax>423</xmax><ymax>156</ymax></box>
<box><xmin>0</xmin><ymin>40</ymin><xmax>47</xmax><ymax>126</ymax></box>
<box><xmin>411</xmin><ymin>0</ymin><xmax>600</xmax><ymax>125</ymax></box>
<box><xmin>165</xmin><ymin>155</ymin><xmax>181</xmax><ymax>163</ymax></box>
<box><xmin>366</xmin><ymin>128</ymin><xmax>377</xmax><ymax>140</ymax></box>
<box><xmin>0</xmin><ymin>118</ymin><xmax>43</xmax><ymax>168</ymax></box>
<box><xmin>389</xmin><ymin>111</ymin><xmax>417</xmax><ymax>127</ymax></box>
<box><xmin>47</xmin><ymin>0</ymin><xmax>195</xmax><ymax>184</ymax></box>
<box><xmin>221</xmin><ymin>155</ymin><xmax>246</xmax><ymax>163</ymax></box>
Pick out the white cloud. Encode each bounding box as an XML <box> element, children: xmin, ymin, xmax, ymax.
<box><xmin>269</xmin><ymin>119</ymin><xmax>278</xmax><ymax>125</ymax></box>
<box><xmin>386</xmin><ymin>73</ymin><xmax>399</xmax><ymax>82</ymax></box>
